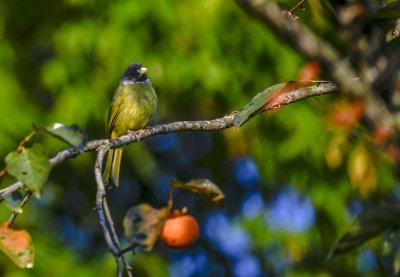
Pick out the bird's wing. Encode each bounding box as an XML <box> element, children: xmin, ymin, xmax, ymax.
<box><xmin>107</xmin><ymin>88</ymin><xmax>123</xmax><ymax>137</ymax></box>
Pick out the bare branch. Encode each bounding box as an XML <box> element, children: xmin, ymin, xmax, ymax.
<box><xmin>94</xmin><ymin>145</ymin><xmax>123</xmax><ymax>276</ymax></box>
<box><xmin>103</xmin><ymin>196</ymin><xmax>133</xmax><ymax>276</ymax></box>
<box><xmin>94</xmin><ymin>145</ymin><xmax>133</xmax><ymax>276</ymax></box>
<box><xmin>118</xmin><ymin>244</ymin><xmax>138</xmax><ymax>257</ymax></box>
<box><xmin>0</xmin><ymin>181</ymin><xmax>24</xmax><ymax>198</ymax></box>
<box><xmin>264</xmin><ymin>81</ymin><xmax>338</xmax><ymax>110</ymax></box>
<box><xmin>1</xmin><ymin>80</ymin><xmax>337</xmax><ymax>200</ymax></box>
<box><xmin>54</xmin><ymin>81</ymin><xmax>337</xmax><ymax>162</ymax></box>
<box><xmin>289</xmin><ymin>0</ymin><xmax>306</xmax><ymax>14</ymax></box>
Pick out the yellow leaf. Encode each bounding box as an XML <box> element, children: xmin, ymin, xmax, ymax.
<box><xmin>325</xmin><ymin>134</ymin><xmax>347</xmax><ymax>169</ymax></box>
<box><xmin>347</xmin><ymin>144</ymin><xmax>376</xmax><ymax>197</ymax></box>
<box><xmin>170</xmin><ymin>179</ymin><xmax>225</xmax><ymax>204</ymax></box>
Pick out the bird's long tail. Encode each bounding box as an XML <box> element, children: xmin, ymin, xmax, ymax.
<box><xmin>103</xmin><ymin>148</ymin><xmax>123</xmax><ymax>187</ymax></box>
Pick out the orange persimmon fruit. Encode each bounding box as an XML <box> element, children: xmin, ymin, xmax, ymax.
<box><xmin>160</xmin><ymin>214</ymin><xmax>199</xmax><ymax>249</ymax></box>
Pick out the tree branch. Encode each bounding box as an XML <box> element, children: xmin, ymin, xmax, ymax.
<box><xmin>53</xmin><ymin>81</ymin><xmax>337</xmax><ymax>161</ymax></box>
<box><xmin>94</xmin><ymin>145</ymin><xmax>125</xmax><ymax>277</ymax></box>
<box><xmin>0</xmin><ymin>80</ymin><xmax>337</xmax><ymax>199</ymax></box>
<box><xmin>234</xmin><ymin>0</ymin><xmax>397</xmax><ymax>133</ymax></box>
<box><xmin>264</xmin><ymin>81</ymin><xmax>338</xmax><ymax>109</ymax></box>
<box><xmin>103</xmin><ymin>196</ymin><xmax>133</xmax><ymax>276</ymax></box>
<box><xmin>0</xmin><ymin>181</ymin><xmax>24</xmax><ymax>198</ymax></box>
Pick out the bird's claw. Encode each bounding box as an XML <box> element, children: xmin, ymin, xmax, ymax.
<box><xmin>127</xmin><ymin>130</ymin><xmax>140</xmax><ymax>141</ymax></box>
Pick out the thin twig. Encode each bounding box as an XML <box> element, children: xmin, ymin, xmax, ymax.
<box><xmin>94</xmin><ymin>145</ymin><xmax>123</xmax><ymax>277</ymax></box>
<box><xmin>7</xmin><ymin>190</ymin><xmax>32</xmax><ymax>224</ymax></box>
<box><xmin>16</xmin><ymin>131</ymin><xmax>36</xmax><ymax>152</ymax></box>
<box><xmin>264</xmin><ymin>81</ymin><xmax>338</xmax><ymax>109</ymax></box>
<box><xmin>118</xmin><ymin>244</ymin><xmax>137</xmax><ymax>256</ymax></box>
<box><xmin>289</xmin><ymin>0</ymin><xmax>306</xmax><ymax>13</ymax></box>
<box><xmin>103</xmin><ymin>196</ymin><xmax>133</xmax><ymax>276</ymax></box>
<box><xmin>0</xmin><ymin>181</ymin><xmax>24</xmax><ymax>198</ymax></box>
<box><xmin>0</xmin><ymin>167</ymin><xmax>8</xmax><ymax>183</ymax></box>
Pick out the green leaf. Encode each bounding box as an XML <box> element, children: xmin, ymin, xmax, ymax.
<box><xmin>0</xmin><ymin>223</ymin><xmax>35</xmax><ymax>269</ymax></box>
<box><xmin>170</xmin><ymin>179</ymin><xmax>225</xmax><ymax>204</ymax></box>
<box><xmin>233</xmin><ymin>83</ymin><xmax>286</xmax><ymax>128</ymax></box>
<box><xmin>35</xmin><ymin>122</ymin><xmax>88</xmax><ymax>149</ymax></box>
<box><xmin>5</xmin><ymin>143</ymin><xmax>51</xmax><ymax>198</ymax></box>
<box><xmin>328</xmin><ymin>202</ymin><xmax>400</xmax><ymax>260</ymax></box>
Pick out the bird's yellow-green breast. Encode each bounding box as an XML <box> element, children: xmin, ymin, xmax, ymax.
<box><xmin>107</xmin><ymin>82</ymin><xmax>157</xmax><ymax>139</ymax></box>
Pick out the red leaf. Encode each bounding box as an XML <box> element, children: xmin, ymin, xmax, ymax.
<box><xmin>0</xmin><ymin>223</ymin><xmax>35</xmax><ymax>269</ymax></box>
<box><xmin>328</xmin><ymin>99</ymin><xmax>364</xmax><ymax>128</ymax></box>
<box><xmin>297</xmin><ymin>61</ymin><xmax>321</xmax><ymax>81</ymax></box>
<box><xmin>261</xmin><ymin>80</ymin><xmax>315</xmax><ymax>110</ymax></box>
<box><xmin>373</xmin><ymin>124</ymin><xmax>393</xmax><ymax>145</ymax></box>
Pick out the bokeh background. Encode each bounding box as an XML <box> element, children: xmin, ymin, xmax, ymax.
<box><xmin>0</xmin><ymin>0</ymin><xmax>396</xmax><ymax>276</ymax></box>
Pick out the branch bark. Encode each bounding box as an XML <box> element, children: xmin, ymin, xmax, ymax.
<box><xmin>94</xmin><ymin>146</ymin><xmax>132</xmax><ymax>277</ymax></box>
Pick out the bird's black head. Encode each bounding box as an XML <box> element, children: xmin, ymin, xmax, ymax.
<box><xmin>121</xmin><ymin>62</ymin><xmax>149</xmax><ymax>84</ymax></box>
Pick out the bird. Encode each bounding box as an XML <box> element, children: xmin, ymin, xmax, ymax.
<box><xmin>103</xmin><ymin>62</ymin><xmax>157</xmax><ymax>187</ymax></box>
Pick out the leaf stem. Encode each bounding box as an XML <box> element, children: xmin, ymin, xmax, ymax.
<box><xmin>17</xmin><ymin>131</ymin><xmax>36</xmax><ymax>152</ymax></box>
<box><xmin>0</xmin><ymin>167</ymin><xmax>8</xmax><ymax>184</ymax></box>
<box><xmin>289</xmin><ymin>0</ymin><xmax>306</xmax><ymax>13</ymax></box>
<box><xmin>7</xmin><ymin>190</ymin><xmax>32</xmax><ymax>224</ymax></box>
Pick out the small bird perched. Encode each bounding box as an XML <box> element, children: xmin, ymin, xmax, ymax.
<box><xmin>103</xmin><ymin>62</ymin><xmax>158</xmax><ymax>187</ymax></box>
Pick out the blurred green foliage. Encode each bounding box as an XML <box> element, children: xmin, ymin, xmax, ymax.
<box><xmin>0</xmin><ymin>0</ymin><xmax>397</xmax><ymax>276</ymax></box>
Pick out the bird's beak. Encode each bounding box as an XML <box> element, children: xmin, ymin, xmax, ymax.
<box><xmin>138</xmin><ymin>67</ymin><xmax>147</xmax><ymax>76</ymax></box>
